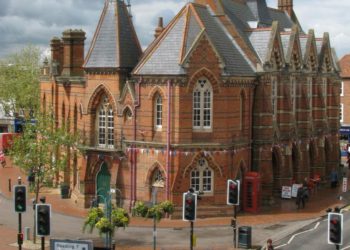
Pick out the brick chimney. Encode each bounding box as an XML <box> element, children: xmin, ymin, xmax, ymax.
<box><xmin>278</xmin><ymin>0</ymin><xmax>293</xmax><ymax>16</ymax></box>
<box><xmin>154</xmin><ymin>17</ymin><xmax>164</xmax><ymax>39</ymax></box>
<box><xmin>50</xmin><ymin>37</ymin><xmax>63</xmax><ymax>75</ymax></box>
<box><xmin>61</xmin><ymin>29</ymin><xmax>86</xmax><ymax>77</ymax></box>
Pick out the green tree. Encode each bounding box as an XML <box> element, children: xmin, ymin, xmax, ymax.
<box><xmin>8</xmin><ymin>111</ymin><xmax>81</xmax><ymax>203</ymax></box>
<box><xmin>0</xmin><ymin>45</ymin><xmax>41</xmax><ymax>116</ymax></box>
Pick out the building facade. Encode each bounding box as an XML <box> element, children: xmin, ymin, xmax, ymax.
<box><xmin>40</xmin><ymin>0</ymin><xmax>340</xmax><ymax>216</ymax></box>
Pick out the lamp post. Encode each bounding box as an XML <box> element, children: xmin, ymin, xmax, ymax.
<box><xmin>95</xmin><ymin>188</ymin><xmax>113</xmax><ymax>250</ymax></box>
<box><xmin>152</xmin><ymin>180</ymin><xmax>164</xmax><ymax>250</ymax></box>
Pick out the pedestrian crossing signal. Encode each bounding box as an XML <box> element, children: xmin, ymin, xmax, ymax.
<box><xmin>227</xmin><ymin>180</ymin><xmax>240</xmax><ymax>206</ymax></box>
<box><xmin>328</xmin><ymin>212</ymin><xmax>343</xmax><ymax>245</ymax></box>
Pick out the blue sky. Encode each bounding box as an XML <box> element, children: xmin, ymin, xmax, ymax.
<box><xmin>0</xmin><ymin>0</ymin><xmax>349</xmax><ymax>59</ymax></box>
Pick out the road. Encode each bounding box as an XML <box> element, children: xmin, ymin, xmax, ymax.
<box><xmin>275</xmin><ymin>207</ymin><xmax>350</xmax><ymax>250</ymax></box>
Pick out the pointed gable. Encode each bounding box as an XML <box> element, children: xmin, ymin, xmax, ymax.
<box><xmin>84</xmin><ymin>0</ymin><xmax>141</xmax><ymax>70</ymax></box>
<box><xmin>134</xmin><ymin>3</ymin><xmax>255</xmax><ymax>76</ymax></box>
<box><xmin>302</xmin><ymin>30</ymin><xmax>318</xmax><ymax>71</ymax></box>
<box><xmin>284</xmin><ymin>26</ymin><xmax>302</xmax><ymax>69</ymax></box>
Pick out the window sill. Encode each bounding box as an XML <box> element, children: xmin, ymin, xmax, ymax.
<box><xmin>192</xmin><ymin>128</ymin><xmax>212</xmax><ymax>133</ymax></box>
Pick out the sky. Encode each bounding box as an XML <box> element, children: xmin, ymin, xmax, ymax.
<box><xmin>1</xmin><ymin>0</ymin><xmax>350</xmax><ymax>60</ymax></box>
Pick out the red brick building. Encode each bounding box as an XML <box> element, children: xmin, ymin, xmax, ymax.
<box><xmin>40</xmin><ymin>0</ymin><xmax>340</xmax><ymax>215</ymax></box>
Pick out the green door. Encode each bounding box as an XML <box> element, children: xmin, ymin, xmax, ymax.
<box><xmin>96</xmin><ymin>163</ymin><xmax>111</xmax><ymax>204</ymax></box>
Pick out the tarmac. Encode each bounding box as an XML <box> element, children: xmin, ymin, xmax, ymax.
<box><xmin>0</xmin><ymin>156</ymin><xmax>349</xmax><ymax>250</ymax></box>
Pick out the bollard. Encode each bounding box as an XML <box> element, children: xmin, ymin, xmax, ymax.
<box><xmin>8</xmin><ymin>178</ymin><xmax>11</xmax><ymax>192</ymax></box>
<box><xmin>24</xmin><ymin>227</ymin><xmax>30</xmax><ymax>241</ymax></box>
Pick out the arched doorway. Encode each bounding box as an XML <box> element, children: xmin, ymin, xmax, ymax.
<box><xmin>96</xmin><ymin>162</ymin><xmax>111</xmax><ymax>204</ymax></box>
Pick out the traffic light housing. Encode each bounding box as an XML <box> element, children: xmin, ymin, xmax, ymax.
<box><xmin>36</xmin><ymin>204</ymin><xmax>51</xmax><ymax>236</ymax></box>
<box><xmin>328</xmin><ymin>212</ymin><xmax>343</xmax><ymax>245</ymax></box>
<box><xmin>14</xmin><ymin>185</ymin><xmax>26</xmax><ymax>213</ymax></box>
<box><xmin>227</xmin><ymin>180</ymin><xmax>240</xmax><ymax>205</ymax></box>
<box><xmin>183</xmin><ymin>192</ymin><xmax>197</xmax><ymax>221</ymax></box>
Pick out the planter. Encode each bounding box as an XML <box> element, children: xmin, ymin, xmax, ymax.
<box><xmin>60</xmin><ymin>184</ymin><xmax>70</xmax><ymax>199</ymax></box>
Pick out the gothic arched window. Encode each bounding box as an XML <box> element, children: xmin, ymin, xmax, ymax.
<box><xmin>97</xmin><ymin>96</ymin><xmax>114</xmax><ymax>148</ymax></box>
<box><xmin>193</xmin><ymin>78</ymin><xmax>213</xmax><ymax>130</ymax></box>
<box><xmin>190</xmin><ymin>158</ymin><xmax>213</xmax><ymax>193</ymax></box>
<box><xmin>154</xmin><ymin>94</ymin><xmax>162</xmax><ymax>129</ymax></box>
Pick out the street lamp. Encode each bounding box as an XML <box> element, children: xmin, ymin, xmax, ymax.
<box><xmin>152</xmin><ymin>179</ymin><xmax>165</xmax><ymax>250</ymax></box>
<box><xmin>95</xmin><ymin>188</ymin><xmax>113</xmax><ymax>250</ymax></box>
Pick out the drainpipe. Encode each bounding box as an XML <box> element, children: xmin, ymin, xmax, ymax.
<box><xmin>130</xmin><ymin>78</ymin><xmax>142</xmax><ymax>209</ymax></box>
<box><xmin>166</xmin><ymin>80</ymin><xmax>171</xmax><ymax>200</ymax></box>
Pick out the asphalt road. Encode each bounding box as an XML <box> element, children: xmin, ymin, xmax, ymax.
<box><xmin>275</xmin><ymin>207</ymin><xmax>350</xmax><ymax>250</ymax></box>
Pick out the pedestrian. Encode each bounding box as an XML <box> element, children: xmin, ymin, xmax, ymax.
<box><xmin>330</xmin><ymin>168</ymin><xmax>338</xmax><ymax>188</ymax></box>
<box><xmin>296</xmin><ymin>184</ymin><xmax>305</xmax><ymax>209</ymax></box>
<box><xmin>265</xmin><ymin>238</ymin><xmax>274</xmax><ymax>250</ymax></box>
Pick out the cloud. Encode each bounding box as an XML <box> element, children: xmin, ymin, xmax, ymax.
<box><xmin>0</xmin><ymin>0</ymin><xmax>349</xmax><ymax>59</ymax></box>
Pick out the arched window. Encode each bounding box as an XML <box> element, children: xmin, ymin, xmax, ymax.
<box><xmin>97</xmin><ymin>96</ymin><xmax>114</xmax><ymax>148</ymax></box>
<box><xmin>154</xmin><ymin>94</ymin><xmax>162</xmax><ymax>129</ymax></box>
<box><xmin>123</xmin><ymin>107</ymin><xmax>133</xmax><ymax>122</ymax></box>
<box><xmin>193</xmin><ymin>78</ymin><xmax>212</xmax><ymax>130</ymax></box>
<box><xmin>151</xmin><ymin>168</ymin><xmax>163</xmax><ymax>185</ymax></box>
<box><xmin>190</xmin><ymin>158</ymin><xmax>213</xmax><ymax>193</ymax></box>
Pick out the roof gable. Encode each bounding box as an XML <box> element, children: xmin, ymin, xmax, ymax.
<box><xmin>285</xmin><ymin>25</ymin><xmax>302</xmax><ymax>69</ymax></box>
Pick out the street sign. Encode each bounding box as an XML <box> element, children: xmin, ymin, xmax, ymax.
<box><xmin>50</xmin><ymin>239</ymin><xmax>93</xmax><ymax>250</ymax></box>
<box><xmin>343</xmin><ymin>178</ymin><xmax>348</xmax><ymax>193</ymax></box>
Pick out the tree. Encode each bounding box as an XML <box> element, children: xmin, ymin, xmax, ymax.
<box><xmin>8</xmin><ymin>111</ymin><xmax>81</xmax><ymax>203</ymax></box>
<box><xmin>0</xmin><ymin>45</ymin><xmax>41</xmax><ymax>116</ymax></box>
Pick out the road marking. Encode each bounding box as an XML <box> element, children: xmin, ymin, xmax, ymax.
<box><xmin>275</xmin><ymin>243</ymin><xmax>287</xmax><ymax>249</ymax></box>
<box><xmin>275</xmin><ymin>221</ymin><xmax>320</xmax><ymax>248</ymax></box>
<box><xmin>341</xmin><ymin>246</ymin><xmax>350</xmax><ymax>250</ymax></box>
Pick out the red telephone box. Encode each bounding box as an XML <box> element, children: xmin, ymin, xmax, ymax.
<box><xmin>243</xmin><ymin>172</ymin><xmax>261</xmax><ymax>213</ymax></box>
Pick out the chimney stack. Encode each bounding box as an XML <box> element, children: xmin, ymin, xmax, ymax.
<box><xmin>154</xmin><ymin>17</ymin><xmax>164</xmax><ymax>39</ymax></box>
<box><xmin>61</xmin><ymin>29</ymin><xmax>86</xmax><ymax>77</ymax></box>
<box><xmin>50</xmin><ymin>37</ymin><xmax>63</xmax><ymax>75</ymax></box>
<box><xmin>278</xmin><ymin>0</ymin><xmax>293</xmax><ymax>17</ymax></box>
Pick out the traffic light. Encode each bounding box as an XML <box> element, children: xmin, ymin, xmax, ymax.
<box><xmin>183</xmin><ymin>192</ymin><xmax>197</xmax><ymax>221</ymax></box>
<box><xmin>14</xmin><ymin>185</ymin><xmax>26</xmax><ymax>213</ymax></box>
<box><xmin>36</xmin><ymin>204</ymin><xmax>51</xmax><ymax>236</ymax></box>
<box><xmin>17</xmin><ymin>233</ymin><xmax>23</xmax><ymax>245</ymax></box>
<box><xmin>227</xmin><ymin>180</ymin><xmax>240</xmax><ymax>205</ymax></box>
<box><xmin>328</xmin><ymin>212</ymin><xmax>343</xmax><ymax>245</ymax></box>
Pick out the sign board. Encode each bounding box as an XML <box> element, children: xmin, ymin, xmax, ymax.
<box><xmin>281</xmin><ymin>186</ymin><xmax>292</xmax><ymax>199</ymax></box>
<box><xmin>291</xmin><ymin>184</ymin><xmax>302</xmax><ymax>198</ymax></box>
<box><xmin>343</xmin><ymin>178</ymin><xmax>348</xmax><ymax>193</ymax></box>
<box><xmin>50</xmin><ymin>239</ymin><xmax>93</xmax><ymax>250</ymax></box>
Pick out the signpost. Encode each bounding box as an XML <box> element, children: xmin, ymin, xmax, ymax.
<box><xmin>50</xmin><ymin>239</ymin><xmax>93</xmax><ymax>250</ymax></box>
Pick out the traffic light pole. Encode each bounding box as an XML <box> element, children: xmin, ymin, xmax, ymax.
<box><xmin>18</xmin><ymin>213</ymin><xmax>22</xmax><ymax>250</ymax></box>
<box><xmin>41</xmin><ymin>237</ymin><xmax>44</xmax><ymax>250</ymax></box>
<box><xmin>233</xmin><ymin>205</ymin><xmax>237</xmax><ymax>248</ymax></box>
<box><xmin>17</xmin><ymin>177</ymin><xmax>22</xmax><ymax>250</ymax></box>
<box><xmin>190</xmin><ymin>221</ymin><xmax>194</xmax><ymax>250</ymax></box>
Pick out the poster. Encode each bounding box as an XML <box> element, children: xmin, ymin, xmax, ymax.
<box><xmin>291</xmin><ymin>184</ymin><xmax>302</xmax><ymax>198</ymax></box>
<box><xmin>281</xmin><ymin>186</ymin><xmax>292</xmax><ymax>199</ymax></box>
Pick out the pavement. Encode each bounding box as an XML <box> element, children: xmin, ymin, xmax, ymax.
<box><xmin>0</xmin><ymin>156</ymin><xmax>349</xmax><ymax>250</ymax></box>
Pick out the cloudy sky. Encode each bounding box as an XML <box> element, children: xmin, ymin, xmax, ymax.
<box><xmin>1</xmin><ymin>0</ymin><xmax>350</xmax><ymax>60</ymax></box>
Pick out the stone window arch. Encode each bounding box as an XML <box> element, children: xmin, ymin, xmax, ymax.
<box><xmin>193</xmin><ymin>78</ymin><xmax>213</xmax><ymax>130</ymax></box>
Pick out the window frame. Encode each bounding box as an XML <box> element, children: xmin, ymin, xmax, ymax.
<box><xmin>190</xmin><ymin>158</ymin><xmax>214</xmax><ymax>195</ymax></box>
<box><xmin>192</xmin><ymin>78</ymin><xmax>213</xmax><ymax>131</ymax></box>
<box><xmin>154</xmin><ymin>94</ymin><xmax>163</xmax><ymax>130</ymax></box>
<box><xmin>340</xmin><ymin>103</ymin><xmax>344</xmax><ymax>123</ymax></box>
<box><xmin>341</xmin><ymin>81</ymin><xmax>344</xmax><ymax>97</ymax></box>
<box><xmin>97</xmin><ymin>96</ymin><xmax>114</xmax><ymax>149</ymax></box>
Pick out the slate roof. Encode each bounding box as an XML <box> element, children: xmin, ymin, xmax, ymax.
<box><xmin>247</xmin><ymin>29</ymin><xmax>272</xmax><ymax>63</ymax></box>
<box><xmin>281</xmin><ymin>33</ymin><xmax>291</xmax><ymax>56</ymax></box>
<box><xmin>268</xmin><ymin>8</ymin><xmax>294</xmax><ymax>31</ymax></box>
<box><xmin>84</xmin><ymin>0</ymin><xmax>141</xmax><ymax>70</ymax></box>
<box><xmin>134</xmin><ymin>3</ymin><xmax>255</xmax><ymax>76</ymax></box>
<box><xmin>246</xmin><ymin>0</ymin><xmax>272</xmax><ymax>26</ymax></box>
